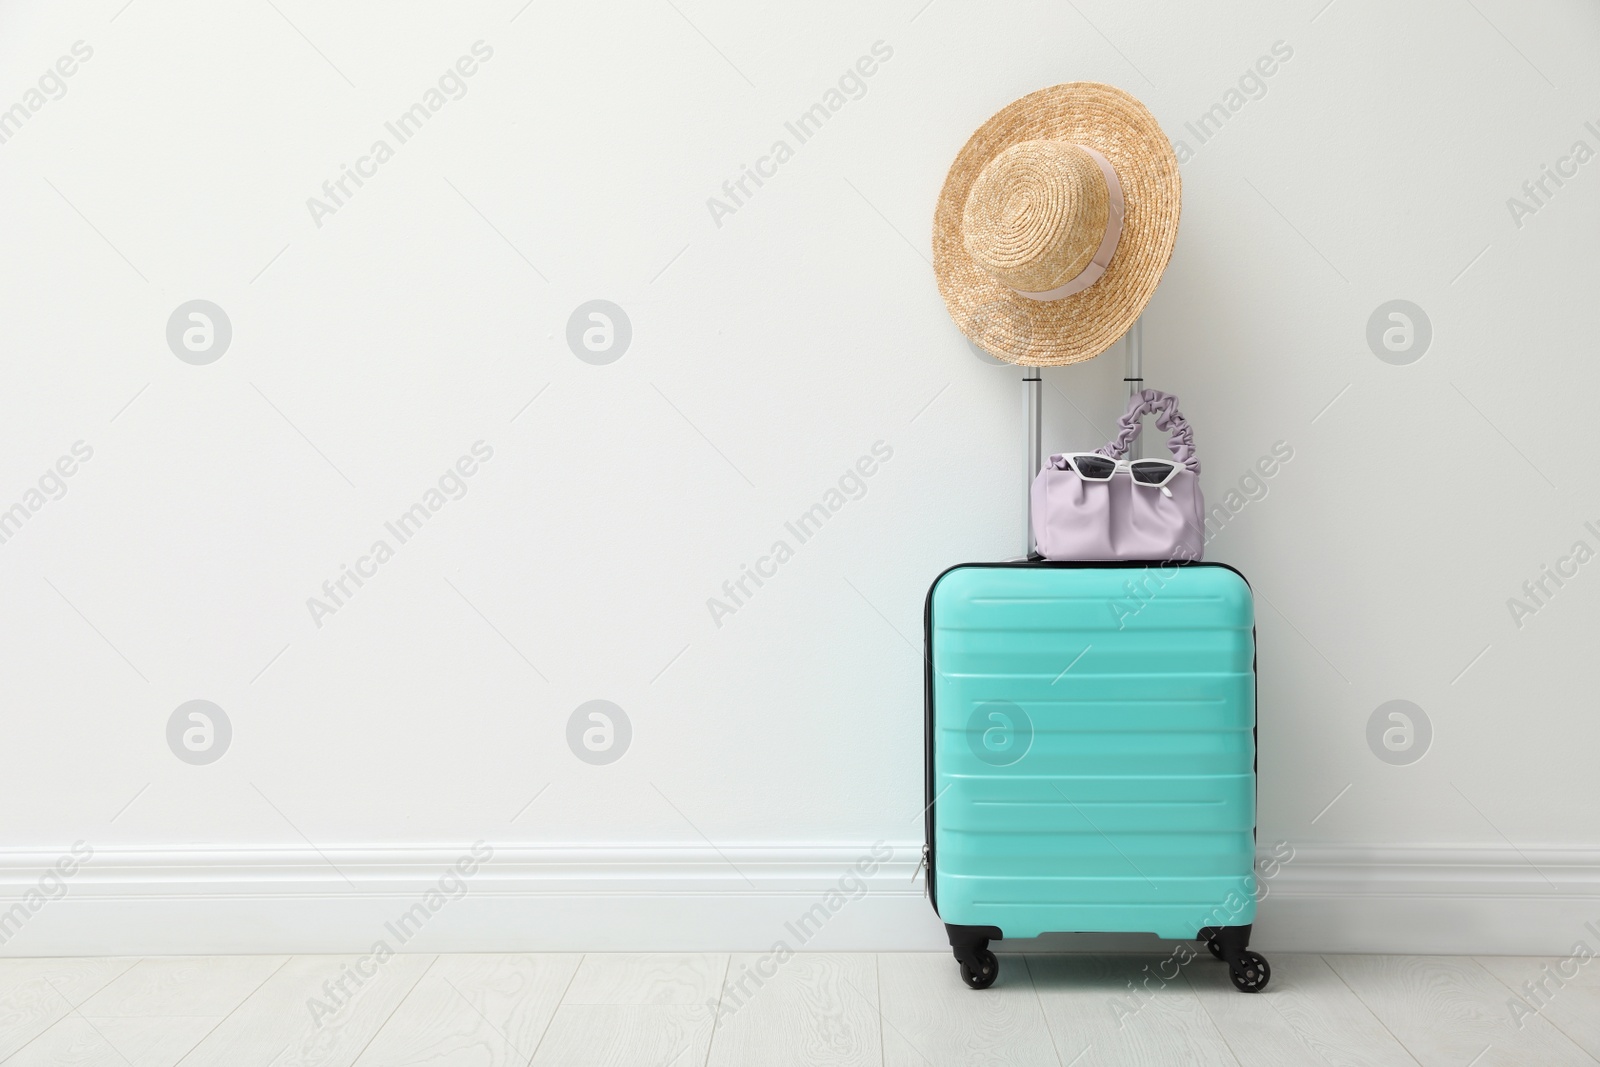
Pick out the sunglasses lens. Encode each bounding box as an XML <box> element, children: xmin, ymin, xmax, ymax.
<box><xmin>1072</xmin><ymin>456</ymin><xmax>1116</xmax><ymax>480</ymax></box>
<box><xmin>1130</xmin><ymin>460</ymin><xmax>1178</xmax><ymax>485</ymax></box>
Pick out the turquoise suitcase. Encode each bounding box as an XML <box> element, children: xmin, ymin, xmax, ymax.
<box><xmin>923</xmin><ymin>559</ymin><xmax>1269</xmax><ymax>991</ymax></box>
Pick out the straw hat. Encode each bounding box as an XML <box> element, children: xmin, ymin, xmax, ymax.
<box><xmin>933</xmin><ymin>83</ymin><xmax>1180</xmax><ymax>366</ymax></box>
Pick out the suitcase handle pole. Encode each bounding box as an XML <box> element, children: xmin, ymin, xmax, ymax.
<box><xmin>1024</xmin><ymin>366</ymin><xmax>1042</xmax><ymax>558</ymax></box>
<box><xmin>1025</xmin><ymin>314</ymin><xmax>1144</xmax><ymax>556</ymax></box>
<box><xmin>1124</xmin><ymin>316</ymin><xmax>1143</xmax><ymax>460</ymax></box>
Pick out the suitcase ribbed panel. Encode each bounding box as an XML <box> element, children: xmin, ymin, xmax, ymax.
<box><xmin>928</xmin><ymin>563</ymin><xmax>1258</xmax><ymax>940</ymax></box>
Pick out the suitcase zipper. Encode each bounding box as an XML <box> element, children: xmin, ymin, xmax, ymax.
<box><xmin>914</xmin><ymin>844</ymin><xmax>930</xmax><ymax>898</ymax></box>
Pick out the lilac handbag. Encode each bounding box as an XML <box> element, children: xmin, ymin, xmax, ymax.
<box><xmin>1030</xmin><ymin>389</ymin><xmax>1205</xmax><ymax>562</ymax></box>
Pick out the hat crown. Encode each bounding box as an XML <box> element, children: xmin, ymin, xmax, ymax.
<box><xmin>961</xmin><ymin>140</ymin><xmax>1110</xmax><ymax>294</ymax></box>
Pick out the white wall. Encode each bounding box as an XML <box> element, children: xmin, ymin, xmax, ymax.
<box><xmin>2</xmin><ymin>0</ymin><xmax>1598</xmax><ymax>956</ymax></box>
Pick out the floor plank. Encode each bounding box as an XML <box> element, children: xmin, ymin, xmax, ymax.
<box><xmin>1325</xmin><ymin>954</ymin><xmax>1596</xmax><ymax>1067</ymax></box>
<box><xmin>2</xmin><ymin>1014</ymin><xmax>125</xmax><ymax>1067</ymax></box>
<box><xmin>353</xmin><ymin>953</ymin><xmax>581</xmax><ymax>1066</ymax></box>
<box><xmin>0</xmin><ymin>957</ymin><xmax>137</xmax><ymax>1061</ymax></box>
<box><xmin>527</xmin><ymin>955</ymin><xmax>724</xmax><ymax>1067</ymax></box>
<box><xmin>1475</xmin><ymin>955</ymin><xmax>1600</xmax><ymax>1060</ymax></box>
<box><xmin>78</xmin><ymin>955</ymin><xmax>288</xmax><ymax>1017</ymax></box>
<box><xmin>8</xmin><ymin>956</ymin><xmax>281</xmax><ymax>1066</ymax></box>
<box><xmin>175</xmin><ymin>953</ymin><xmax>435</xmax><ymax>1067</ymax></box>
<box><xmin>876</xmin><ymin>952</ymin><xmax>1060</xmax><ymax>1067</ymax></box>
<box><xmin>528</xmin><ymin>1004</ymin><xmax>714</xmax><ymax>1067</ymax></box>
<box><xmin>705</xmin><ymin>952</ymin><xmax>880</xmax><ymax>1067</ymax></box>
<box><xmin>1183</xmin><ymin>953</ymin><xmax>1418</xmax><ymax>1067</ymax></box>
<box><xmin>0</xmin><ymin>951</ymin><xmax>1589</xmax><ymax>1067</ymax></box>
<box><xmin>1026</xmin><ymin>953</ymin><xmax>1241</xmax><ymax>1066</ymax></box>
<box><xmin>9</xmin><ymin>1015</ymin><xmax>221</xmax><ymax>1067</ymax></box>
<box><xmin>562</xmin><ymin>953</ymin><xmax>726</xmax><ymax>1005</ymax></box>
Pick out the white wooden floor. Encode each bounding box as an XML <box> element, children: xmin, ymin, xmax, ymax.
<box><xmin>0</xmin><ymin>951</ymin><xmax>1596</xmax><ymax>1066</ymax></box>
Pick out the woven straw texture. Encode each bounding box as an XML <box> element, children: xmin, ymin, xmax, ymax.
<box><xmin>962</xmin><ymin>140</ymin><xmax>1111</xmax><ymax>293</ymax></box>
<box><xmin>933</xmin><ymin>82</ymin><xmax>1181</xmax><ymax>366</ymax></box>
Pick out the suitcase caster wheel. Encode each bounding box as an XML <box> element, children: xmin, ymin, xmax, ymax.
<box><xmin>1197</xmin><ymin>928</ymin><xmax>1225</xmax><ymax>960</ymax></box>
<box><xmin>959</xmin><ymin>949</ymin><xmax>999</xmax><ymax>989</ymax></box>
<box><xmin>1229</xmin><ymin>951</ymin><xmax>1270</xmax><ymax>993</ymax></box>
<box><xmin>1206</xmin><ymin>939</ymin><xmax>1226</xmax><ymax>960</ymax></box>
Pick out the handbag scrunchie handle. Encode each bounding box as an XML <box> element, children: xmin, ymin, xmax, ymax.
<box><xmin>1096</xmin><ymin>389</ymin><xmax>1200</xmax><ymax>473</ymax></box>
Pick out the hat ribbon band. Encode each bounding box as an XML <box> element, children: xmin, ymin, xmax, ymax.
<box><xmin>1009</xmin><ymin>146</ymin><xmax>1125</xmax><ymax>302</ymax></box>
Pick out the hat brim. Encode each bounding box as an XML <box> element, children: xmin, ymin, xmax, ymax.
<box><xmin>934</xmin><ymin>83</ymin><xmax>1181</xmax><ymax>366</ymax></box>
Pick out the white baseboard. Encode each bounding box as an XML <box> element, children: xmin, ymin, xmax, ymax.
<box><xmin>1256</xmin><ymin>845</ymin><xmax>1600</xmax><ymax>956</ymax></box>
<box><xmin>2</xmin><ymin>842</ymin><xmax>1597</xmax><ymax>956</ymax></box>
<box><xmin>0</xmin><ymin>842</ymin><xmax>941</xmax><ymax>957</ymax></box>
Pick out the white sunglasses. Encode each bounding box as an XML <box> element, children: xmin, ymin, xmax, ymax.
<box><xmin>1057</xmin><ymin>452</ymin><xmax>1183</xmax><ymax>496</ymax></box>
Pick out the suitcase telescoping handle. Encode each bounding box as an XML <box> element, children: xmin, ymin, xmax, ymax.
<box><xmin>1024</xmin><ymin>316</ymin><xmax>1143</xmax><ymax>558</ymax></box>
<box><xmin>1024</xmin><ymin>366</ymin><xmax>1042</xmax><ymax>558</ymax></box>
<box><xmin>1123</xmin><ymin>317</ymin><xmax>1143</xmax><ymax>457</ymax></box>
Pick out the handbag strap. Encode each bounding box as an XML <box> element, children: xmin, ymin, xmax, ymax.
<box><xmin>1096</xmin><ymin>389</ymin><xmax>1200</xmax><ymax>473</ymax></box>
